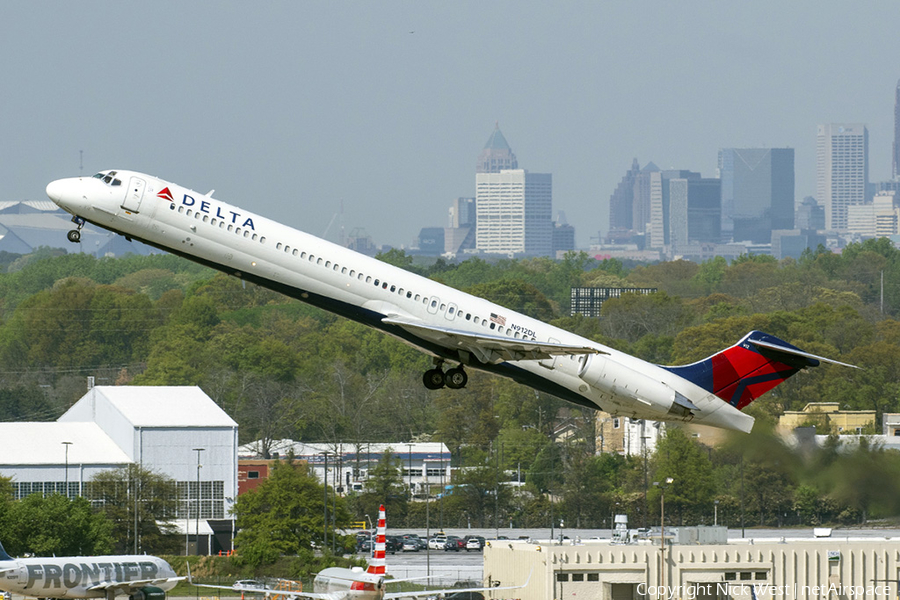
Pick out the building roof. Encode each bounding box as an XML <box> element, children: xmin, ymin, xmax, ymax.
<box><xmin>483</xmin><ymin>125</ymin><xmax>511</xmax><ymax>150</ymax></box>
<box><xmin>60</xmin><ymin>386</ymin><xmax>238</xmax><ymax>428</ymax></box>
<box><xmin>0</xmin><ymin>422</ymin><xmax>131</xmax><ymax>465</ymax></box>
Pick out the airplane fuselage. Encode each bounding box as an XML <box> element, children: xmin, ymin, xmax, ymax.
<box><xmin>45</xmin><ymin>170</ymin><xmax>756</xmax><ymax>432</ymax></box>
<box><xmin>0</xmin><ymin>555</ymin><xmax>177</xmax><ymax>599</ymax></box>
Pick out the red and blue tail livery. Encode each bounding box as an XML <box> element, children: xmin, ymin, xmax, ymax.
<box><xmin>664</xmin><ymin>331</ymin><xmax>855</xmax><ymax>411</ymax></box>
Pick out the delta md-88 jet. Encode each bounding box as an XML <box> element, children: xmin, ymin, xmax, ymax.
<box><xmin>46</xmin><ymin>170</ymin><xmax>853</xmax><ymax>434</ymax></box>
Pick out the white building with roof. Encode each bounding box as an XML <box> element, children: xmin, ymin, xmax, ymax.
<box><xmin>0</xmin><ymin>385</ymin><xmax>238</xmax><ymax>554</ymax></box>
<box><xmin>239</xmin><ymin>439</ymin><xmax>451</xmax><ymax>497</ymax></box>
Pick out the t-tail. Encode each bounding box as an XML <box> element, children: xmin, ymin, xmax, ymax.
<box><xmin>663</xmin><ymin>330</ymin><xmax>857</xmax><ymax>410</ymax></box>
<box><xmin>366</xmin><ymin>504</ymin><xmax>386</xmax><ymax>576</ymax></box>
<box><xmin>0</xmin><ymin>541</ymin><xmax>10</xmax><ymax>561</ymax></box>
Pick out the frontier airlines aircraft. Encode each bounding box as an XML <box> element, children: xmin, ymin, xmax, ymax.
<box><xmin>0</xmin><ymin>541</ymin><xmax>181</xmax><ymax>600</ymax></box>
<box><xmin>46</xmin><ymin>170</ymin><xmax>853</xmax><ymax>433</ymax></box>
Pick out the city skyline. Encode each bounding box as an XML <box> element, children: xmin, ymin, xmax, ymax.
<box><xmin>2</xmin><ymin>3</ymin><xmax>899</xmax><ymax>249</ymax></box>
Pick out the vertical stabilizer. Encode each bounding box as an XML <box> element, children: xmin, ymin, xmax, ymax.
<box><xmin>366</xmin><ymin>505</ymin><xmax>386</xmax><ymax>575</ymax></box>
<box><xmin>0</xmin><ymin>541</ymin><xmax>11</xmax><ymax>561</ymax></box>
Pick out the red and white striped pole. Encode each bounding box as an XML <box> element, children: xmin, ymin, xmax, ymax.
<box><xmin>366</xmin><ymin>504</ymin><xmax>386</xmax><ymax>575</ymax></box>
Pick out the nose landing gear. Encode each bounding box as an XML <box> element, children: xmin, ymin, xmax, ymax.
<box><xmin>67</xmin><ymin>216</ymin><xmax>86</xmax><ymax>243</ymax></box>
<box><xmin>422</xmin><ymin>361</ymin><xmax>468</xmax><ymax>390</ymax></box>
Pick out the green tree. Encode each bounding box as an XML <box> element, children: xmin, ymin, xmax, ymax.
<box><xmin>4</xmin><ymin>494</ymin><xmax>112</xmax><ymax>556</ymax></box>
<box><xmin>650</xmin><ymin>428</ymin><xmax>714</xmax><ymax>525</ymax></box>
<box><xmin>358</xmin><ymin>449</ymin><xmax>408</xmax><ymax>524</ymax></box>
<box><xmin>88</xmin><ymin>465</ymin><xmax>179</xmax><ymax>554</ymax></box>
<box><xmin>233</xmin><ymin>458</ymin><xmax>347</xmax><ymax>566</ymax></box>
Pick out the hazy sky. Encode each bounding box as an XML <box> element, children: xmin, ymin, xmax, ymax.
<box><xmin>3</xmin><ymin>2</ymin><xmax>899</xmax><ymax>249</ymax></box>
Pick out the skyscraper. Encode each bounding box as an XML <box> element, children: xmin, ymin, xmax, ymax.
<box><xmin>477</xmin><ymin>124</ymin><xmax>518</xmax><ymax>173</ymax></box>
<box><xmin>475</xmin><ymin>126</ymin><xmax>552</xmax><ymax>256</ymax></box>
<box><xmin>476</xmin><ymin>169</ymin><xmax>552</xmax><ymax>255</ymax></box>
<box><xmin>608</xmin><ymin>158</ymin><xmax>641</xmax><ymax>234</ymax></box>
<box><xmin>647</xmin><ymin>170</ymin><xmax>720</xmax><ymax>252</ymax></box>
<box><xmin>816</xmin><ymin>124</ymin><xmax>869</xmax><ymax>232</ymax></box>
<box><xmin>894</xmin><ymin>79</ymin><xmax>900</xmax><ymax>180</ymax></box>
<box><xmin>718</xmin><ymin>148</ymin><xmax>795</xmax><ymax>243</ymax></box>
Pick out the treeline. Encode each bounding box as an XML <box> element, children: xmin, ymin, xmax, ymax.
<box><xmin>0</xmin><ymin>240</ymin><xmax>899</xmax><ymax>532</ymax></box>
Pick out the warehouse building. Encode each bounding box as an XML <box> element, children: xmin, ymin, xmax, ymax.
<box><xmin>0</xmin><ymin>385</ymin><xmax>238</xmax><ymax>554</ymax></box>
<box><xmin>483</xmin><ymin>535</ymin><xmax>900</xmax><ymax>600</ymax></box>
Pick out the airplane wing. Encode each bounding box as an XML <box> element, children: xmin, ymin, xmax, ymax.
<box><xmin>383</xmin><ymin>568</ymin><xmax>532</xmax><ymax>599</ymax></box>
<box><xmin>382</xmin><ymin>317</ymin><xmax>604</xmax><ymax>364</ymax></box>
<box><xmin>190</xmin><ymin>582</ymin><xmax>340</xmax><ymax>600</ymax></box>
<box><xmin>87</xmin><ymin>576</ymin><xmax>185</xmax><ymax>594</ymax></box>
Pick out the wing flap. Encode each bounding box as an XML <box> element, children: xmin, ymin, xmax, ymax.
<box><xmin>87</xmin><ymin>577</ymin><xmax>185</xmax><ymax>592</ymax></box>
<box><xmin>382</xmin><ymin>317</ymin><xmax>603</xmax><ymax>364</ymax></box>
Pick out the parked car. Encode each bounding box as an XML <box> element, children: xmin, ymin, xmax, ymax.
<box><xmin>385</xmin><ymin>535</ymin><xmax>403</xmax><ymax>554</ymax></box>
<box><xmin>357</xmin><ymin>539</ymin><xmax>372</xmax><ymax>554</ymax></box>
<box><xmin>465</xmin><ymin>536</ymin><xmax>485</xmax><ymax>551</ymax></box>
<box><xmin>401</xmin><ymin>534</ymin><xmax>422</xmax><ymax>552</ymax></box>
<box><xmin>444</xmin><ymin>535</ymin><xmax>465</xmax><ymax>551</ymax></box>
<box><xmin>428</xmin><ymin>535</ymin><xmax>448</xmax><ymax>550</ymax></box>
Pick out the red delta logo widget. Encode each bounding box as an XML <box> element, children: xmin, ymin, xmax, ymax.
<box><xmin>157</xmin><ymin>187</ymin><xmax>174</xmax><ymax>202</ymax></box>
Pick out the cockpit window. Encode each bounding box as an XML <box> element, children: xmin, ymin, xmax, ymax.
<box><xmin>94</xmin><ymin>171</ymin><xmax>122</xmax><ymax>186</ymax></box>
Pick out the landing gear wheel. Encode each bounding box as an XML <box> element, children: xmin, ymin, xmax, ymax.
<box><xmin>445</xmin><ymin>367</ymin><xmax>468</xmax><ymax>389</ymax></box>
<box><xmin>67</xmin><ymin>229</ymin><xmax>81</xmax><ymax>243</ymax></box>
<box><xmin>423</xmin><ymin>368</ymin><xmax>445</xmax><ymax>390</ymax></box>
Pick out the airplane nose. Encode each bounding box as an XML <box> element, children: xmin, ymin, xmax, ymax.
<box><xmin>46</xmin><ymin>177</ymin><xmax>81</xmax><ymax>208</ymax></box>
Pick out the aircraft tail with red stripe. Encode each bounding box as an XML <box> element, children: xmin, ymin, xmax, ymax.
<box><xmin>663</xmin><ymin>330</ymin><xmax>856</xmax><ymax>411</ymax></box>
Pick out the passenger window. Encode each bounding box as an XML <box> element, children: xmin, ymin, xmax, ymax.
<box><xmin>228</xmin><ymin>224</ymin><xmax>234</xmax><ymax>232</ymax></box>
<box><xmin>407</xmin><ymin>291</ymin><xmax>412</xmax><ymax>298</ymax></box>
<box><xmin>515</xmin><ymin>332</ymin><xmax>520</xmax><ymax>338</ymax></box>
<box><xmin>490</xmin><ymin>323</ymin><xmax>495</xmax><ymax>329</ymax></box>
<box><xmin>309</xmin><ymin>255</ymin><xmax>315</xmax><ymax>261</ymax></box>
<box><xmin>187</xmin><ymin>209</ymin><xmax>193</xmax><ymax>216</ymax></box>
<box><xmin>431</xmin><ymin>300</ymin><xmax>437</xmax><ymax>308</ymax></box>
<box><xmin>474</xmin><ymin>318</ymin><xmax>480</xmax><ymax>325</ymax></box>
<box><xmin>301</xmin><ymin>252</ymin><xmax>307</xmax><ymax>258</ymax></box>
<box><xmin>178</xmin><ymin>206</ymin><xmax>185</xmax><ymax>213</ymax></box>
<box><xmin>285</xmin><ymin>246</ymin><xmax>291</xmax><ymax>252</ymax></box>
<box><xmin>235</xmin><ymin>228</ymin><xmax>241</xmax><ymax>235</ymax></box>
<box><xmin>277</xmin><ymin>242</ymin><xmax>283</xmax><ymax>250</ymax></box>
<box><xmin>211</xmin><ymin>218</ymin><xmax>217</xmax><ymax>225</ymax></box>
<box><xmin>440</xmin><ymin>304</ymin><xmax>446</xmax><ymax>311</ymax></box>
<box><xmin>244</xmin><ymin>231</ymin><xmax>250</xmax><ymax>238</ymax></box>
<box><xmin>195</xmin><ymin>212</ymin><xmax>201</xmax><ymax>219</ymax></box>
<box><xmin>219</xmin><ymin>221</ymin><xmax>225</xmax><ymax>228</ymax></box>
<box><xmin>260</xmin><ymin>237</ymin><xmax>266</xmax><ymax>243</ymax></box>
<box><xmin>202</xmin><ymin>215</ymin><xmax>209</xmax><ymax>222</ymax></box>
<box><xmin>326</xmin><ymin>261</ymin><xmax>331</xmax><ymax>267</ymax></box>
<box><xmin>374</xmin><ymin>279</ymin><xmax>380</xmax><ymax>286</ymax></box>
<box><xmin>292</xmin><ymin>249</ymin><xmax>298</xmax><ymax>256</ymax></box>
<box><xmin>366</xmin><ymin>276</ymin><xmax>372</xmax><ymax>283</ymax></box>
<box><xmin>252</xmin><ymin>234</ymin><xmax>258</xmax><ymax>241</ymax></box>
<box><xmin>466</xmin><ymin>313</ymin><xmax>471</xmax><ymax>320</ymax></box>
<box><xmin>415</xmin><ymin>294</ymin><xmax>420</xmax><ymax>301</ymax></box>
<box><xmin>449</xmin><ymin>307</ymin><xmax>455</xmax><ymax>315</ymax></box>
<box><xmin>382</xmin><ymin>282</ymin><xmax>388</xmax><ymax>289</ymax></box>
<box><xmin>350</xmin><ymin>270</ymin><xmax>355</xmax><ymax>277</ymax></box>
<box><xmin>169</xmin><ymin>203</ymin><xmax>175</xmax><ymax>210</ymax></box>
<box><xmin>317</xmin><ymin>258</ymin><xmax>323</xmax><ymax>265</ymax></box>
<box><xmin>390</xmin><ymin>285</ymin><xmax>396</xmax><ymax>292</ymax></box>
<box><xmin>342</xmin><ymin>267</ymin><xmax>347</xmax><ymax>274</ymax></box>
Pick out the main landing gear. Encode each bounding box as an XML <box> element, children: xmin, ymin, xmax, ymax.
<box><xmin>67</xmin><ymin>216</ymin><xmax>86</xmax><ymax>243</ymax></box>
<box><xmin>422</xmin><ymin>360</ymin><xmax>468</xmax><ymax>390</ymax></box>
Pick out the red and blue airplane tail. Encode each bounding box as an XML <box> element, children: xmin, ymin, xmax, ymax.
<box><xmin>663</xmin><ymin>331</ymin><xmax>853</xmax><ymax>411</ymax></box>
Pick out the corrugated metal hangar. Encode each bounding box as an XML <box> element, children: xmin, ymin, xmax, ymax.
<box><xmin>0</xmin><ymin>385</ymin><xmax>238</xmax><ymax>554</ymax></box>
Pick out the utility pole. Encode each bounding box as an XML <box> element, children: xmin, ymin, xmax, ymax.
<box><xmin>193</xmin><ymin>448</ymin><xmax>205</xmax><ymax>555</ymax></box>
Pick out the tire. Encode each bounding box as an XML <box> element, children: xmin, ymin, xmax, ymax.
<box><xmin>423</xmin><ymin>368</ymin><xmax>445</xmax><ymax>390</ymax></box>
<box><xmin>67</xmin><ymin>229</ymin><xmax>81</xmax><ymax>243</ymax></box>
<box><xmin>445</xmin><ymin>367</ymin><xmax>468</xmax><ymax>389</ymax></box>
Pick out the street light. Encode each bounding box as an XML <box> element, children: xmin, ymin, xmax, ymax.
<box><xmin>319</xmin><ymin>451</ymin><xmax>332</xmax><ymax>552</ymax></box>
<box><xmin>61</xmin><ymin>441</ymin><xmax>73</xmax><ymax>498</ymax></box>
<box><xmin>714</xmin><ymin>500</ymin><xmax>719</xmax><ymax>526</ymax></box>
<box><xmin>653</xmin><ymin>477</ymin><xmax>674</xmax><ymax>596</ymax></box>
<box><xmin>193</xmin><ymin>448</ymin><xmax>205</xmax><ymax>555</ymax></box>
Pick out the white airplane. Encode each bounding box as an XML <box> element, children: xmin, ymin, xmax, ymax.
<box><xmin>187</xmin><ymin>505</ymin><xmax>528</xmax><ymax>600</ymax></box>
<box><xmin>46</xmin><ymin>170</ymin><xmax>854</xmax><ymax>433</ymax></box>
<box><xmin>0</xmin><ymin>541</ymin><xmax>182</xmax><ymax>600</ymax></box>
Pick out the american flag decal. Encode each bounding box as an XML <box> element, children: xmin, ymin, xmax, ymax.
<box><xmin>490</xmin><ymin>313</ymin><xmax>506</xmax><ymax>326</ymax></box>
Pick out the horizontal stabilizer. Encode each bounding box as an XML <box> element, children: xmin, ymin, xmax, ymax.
<box><xmin>749</xmin><ymin>339</ymin><xmax>859</xmax><ymax>370</ymax></box>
